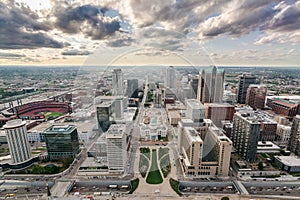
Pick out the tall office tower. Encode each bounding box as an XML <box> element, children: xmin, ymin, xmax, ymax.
<box><xmin>106</xmin><ymin>124</ymin><xmax>127</xmax><ymax>171</ymax></box>
<box><xmin>179</xmin><ymin>125</ymin><xmax>232</xmax><ymax>177</ymax></box>
<box><xmin>246</xmin><ymin>85</ymin><xmax>267</xmax><ymax>109</ymax></box>
<box><xmin>97</xmin><ymin>101</ymin><xmax>114</xmax><ymax>132</ymax></box>
<box><xmin>186</xmin><ymin>99</ymin><xmax>205</xmax><ymax>123</ymax></box>
<box><xmin>197</xmin><ymin>66</ymin><xmax>224</xmax><ymax>103</ymax></box>
<box><xmin>112</xmin><ymin>69</ymin><xmax>124</xmax><ymax>95</ymax></box>
<box><xmin>237</xmin><ymin>74</ymin><xmax>256</xmax><ymax>104</ymax></box>
<box><xmin>288</xmin><ymin>115</ymin><xmax>300</xmax><ymax>155</ymax></box>
<box><xmin>126</xmin><ymin>79</ymin><xmax>138</xmax><ymax>98</ymax></box>
<box><xmin>4</xmin><ymin>119</ymin><xmax>31</xmax><ymax>163</ymax></box>
<box><xmin>44</xmin><ymin>125</ymin><xmax>80</xmax><ymax>160</ymax></box>
<box><xmin>166</xmin><ymin>66</ymin><xmax>176</xmax><ymax>88</ymax></box>
<box><xmin>232</xmin><ymin>112</ymin><xmax>261</xmax><ymax>162</ymax></box>
<box><xmin>191</xmin><ymin>76</ymin><xmax>199</xmax><ymax>97</ymax></box>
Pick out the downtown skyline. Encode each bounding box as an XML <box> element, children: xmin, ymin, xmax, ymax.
<box><xmin>0</xmin><ymin>0</ymin><xmax>299</xmax><ymax>66</ymax></box>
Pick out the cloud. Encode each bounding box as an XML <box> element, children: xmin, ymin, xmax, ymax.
<box><xmin>198</xmin><ymin>0</ymin><xmax>279</xmax><ymax>39</ymax></box>
<box><xmin>106</xmin><ymin>35</ymin><xmax>136</xmax><ymax>47</ymax></box>
<box><xmin>61</xmin><ymin>49</ymin><xmax>91</xmax><ymax>56</ymax></box>
<box><xmin>0</xmin><ymin>1</ymin><xmax>64</xmax><ymax>49</ymax></box>
<box><xmin>53</xmin><ymin>4</ymin><xmax>122</xmax><ymax>40</ymax></box>
<box><xmin>137</xmin><ymin>27</ymin><xmax>187</xmax><ymax>51</ymax></box>
<box><xmin>263</xmin><ymin>1</ymin><xmax>300</xmax><ymax>32</ymax></box>
<box><xmin>0</xmin><ymin>52</ymin><xmax>25</xmax><ymax>58</ymax></box>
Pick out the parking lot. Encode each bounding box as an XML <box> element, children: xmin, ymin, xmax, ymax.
<box><xmin>179</xmin><ymin>185</ymin><xmax>236</xmax><ymax>194</ymax></box>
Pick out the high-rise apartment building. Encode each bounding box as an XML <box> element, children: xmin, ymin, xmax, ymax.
<box><xmin>246</xmin><ymin>85</ymin><xmax>267</xmax><ymax>109</ymax></box>
<box><xmin>4</xmin><ymin>119</ymin><xmax>31</xmax><ymax>163</ymax></box>
<box><xmin>106</xmin><ymin>124</ymin><xmax>128</xmax><ymax>171</ymax></box>
<box><xmin>197</xmin><ymin>66</ymin><xmax>224</xmax><ymax>103</ymax></box>
<box><xmin>112</xmin><ymin>69</ymin><xmax>124</xmax><ymax>95</ymax></box>
<box><xmin>237</xmin><ymin>74</ymin><xmax>256</xmax><ymax>104</ymax></box>
<box><xmin>232</xmin><ymin>112</ymin><xmax>260</xmax><ymax>162</ymax></box>
<box><xmin>44</xmin><ymin>125</ymin><xmax>79</xmax><ymax>160</ymax></box>
<box><xmin>166</xmin><ymin>66</ymin><xmax>176</xmax><ymax>88</ymax></box>
<box><xmin>288</xmin><ymin>115</ymin><xmax>300</xmax><ymax>155</ymax></box>
<box><xmin>126</xmin><ymin>79</ymin><xmax>138</xmax><ymax>98</ymax></box>
<box><xmin>178</xmin><ymin>125</ymin><xmax>232</xmax><ymax>177</ymax></box>
<box><xmin>191</xmin><ymin>76</ymin><xmax>199</xmax><ymax>97</ymax></box>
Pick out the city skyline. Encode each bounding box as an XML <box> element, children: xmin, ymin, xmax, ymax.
<box><xmin>0</xmin><ymin>0</ymin><xmax>299</xmax><ymax>66</ymax></box>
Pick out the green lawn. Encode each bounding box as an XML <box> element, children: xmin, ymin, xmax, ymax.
<box><xmin>139</xmin><ymin>154</ymin><xmax>149</xmax><ymax>178</ymax></box>
<box><xmin>129</xmin><ymin>178</ymin><xmax>139</xmax><ymax>194</ymax></box>
<box><xmin>160</xmin><ymin>155</ymin><xmax>171</xmax><ymax>178</ymax></box>
<box><xmin>140</xmin><ymin>147</ymin><xmax>150</xmax><ymax>160</ymax></box>
<box><xmin>158</xmin><ymin>147</ymin><xmax>169</xmax><ymax>160</ymax></box>
<box><xmin>146</xmin><ymin>149</ymin><xmax>163</xmax><ymax>184</ymax></box>
<box><xmin>169</xmin><ymin>178</ymin><xmax>182</xmax><ymax>196</ymax></box>
<box><xmin>44</xmin><ymin>111</ymin><xmax>64</xmax><ymax>119</ymax></box>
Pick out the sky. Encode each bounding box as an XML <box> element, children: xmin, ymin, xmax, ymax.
<box><xmin>0</xmin><ymin>0</ymin><xmax>299</xmax><ymax>66</ymax></box>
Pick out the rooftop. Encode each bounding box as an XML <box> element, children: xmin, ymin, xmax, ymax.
<box><xmin>45</xmin><ymin>124</ymin><xmax>76</xmax><ymax>134</ymax></box>
<box><xmin>3</xmin><ymin>119</ymin><xmax>26</xmax><ymax>129</ymax></box>
<box><xmin>275</xmin><ymin>156</ymin><xmax>300</xmax><ymax>167</ymax></box>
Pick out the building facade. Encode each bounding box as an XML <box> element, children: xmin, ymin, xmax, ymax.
<box><xmin>266</xmin><ymin>98</ymin><xmax>299</xmax><ymax>118</ymax></box>
<box><xmin>166</xmin><ymin>66</ymin><xmax>176</xmax><ymax>88</ymax></box>
<box><xmin>44</xmin><ymin>125</ymin><xmax>80</xmax><ymax>160</ymax></box>
<box><xmin>288</xmin><ymin>115</ymin><xmax>300</xmax><ymax>155</ymax></box>
<box><xmin>197</xmin><ymin>66</ymin><xmax>224</xmax><ymax>103</ymax></box>
<box><xmin>178</xmin><ymin>125</ymin><xmax>232</xmax><ymax>177</ymax></box>
<box><xmin>186</xmin><ymin>99</ymin><xmax>206</xmax><ymax>123</ymax></box>
<box><xmin>232</xmin><ymin>112</ymin><xmax>260</xmax><ymax>162</ymax></box>
<box><xmin>237</xmin><ymin>74</ymin><xmax>256</xmax><ymax>104</ymax></box>
<box><xmin>275</xmin><ymin>124</ymin><xmax>291</xmax><ymax>146</ymax></box>
<box><xmin>126</xmin><ymin>79</ymin><xmax>138</xmax><ymax>98</ymax></box>
<box><xmin>204</xmin><ymin>103</ymin><xmax>235</xmax><ymax>127</ymax></box>
<box><xmin>246</xmin><ymin>85</ymin><xmax>267</xmax><ymax>109</ymax></box>
<box><xmin>106</xmin><ymin>124</ymin><xmax>128</xmax><ymax>172</ymax></box>
<box><xmin>4</xmin><ymin>119</ymin><xmax>31</xmax><ymax>163</ymax></box>
<box><xmin>112</xmin><ymin>69</ymin><xmax>124</xmax><ymax>96</ymax></box>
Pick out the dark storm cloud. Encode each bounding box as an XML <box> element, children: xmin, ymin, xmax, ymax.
<box><xmin>0</xmin><ymin>1</ymin><xmax>64</xmax><ymax>49</ymax></box>
<box><xmin>53</xmin><ymin>4</ymin><xmax>121</xmax><ymax>40</ymax></box>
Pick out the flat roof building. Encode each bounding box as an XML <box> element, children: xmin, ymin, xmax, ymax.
<box><xmin>106</xmin><ymin>124</ymin><xmax>128</xmax><ymax>172</ymax></box>
<box><xmin>44</xmin><ymin>124</ymin><xmax>80</xmax><ymax>160</ymax></box>
<box><xmin>274</xmin><ymin>156</ymin><xmax>300</xmax><ymax>173</ymax></box>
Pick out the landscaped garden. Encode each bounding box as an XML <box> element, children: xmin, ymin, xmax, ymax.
<box><xmin>169</xmin><ymin>178</ymin><xmax>182</xmax><ymax>196</ymax></box>
<box><xmin>146</xmin><ymin>149</ymin><xmax>163</xmax><ymax>184</ymax></box>
<box><xmin>139</xmin><ymin>153</ymin><xmax>149</xmax><ymax>178</ymax></box>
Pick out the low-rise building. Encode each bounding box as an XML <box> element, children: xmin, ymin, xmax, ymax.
<box><xmin>274</xmin><ymin>156</ymin><xmax>300</xmax><ymax>173</ymax></box>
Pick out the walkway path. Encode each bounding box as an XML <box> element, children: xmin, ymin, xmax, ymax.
<box><xmin>134</xmin><ymin>147</ymin><xmax>177</xmax><ymax>196</ymax></box>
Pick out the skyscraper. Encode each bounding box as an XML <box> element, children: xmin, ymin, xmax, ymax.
<box><xmin>197</xmin><ymin>66</ymin><xmax>224</xmax><ymax>103</ymax></box>
<box><xmin>4</xmin><ymin>119</ymin><xmax>31</xmax><ymax>163</ymax></box>
<box><xmin>166</xmin><ymin>66</ymin><xmax>176</xmax><ymax>88</ymax></box>
<box><xmin>44</xmin><ymin>125</ymin><xmax>80</xmax><ymax>160</ymax></box>
<box><xmin>126</xmin><ymin>79</ymin><xmax>138</xmax><ymax>98</ymax></box>
<box><xmin>112</xmin><ymin>69</ymin><xmax>124</xmax><ymax>95</ymax></box>
<box><xmin>232</xmin><ymin>112</ymin><xmax>261</xmax><ymax>162</ymax></box>
<box><xmin>246</xmin><ymin>85</ymin><xmax>267</xmax><ymax>109</ymax></box>
<box><xmin>237</xmin><ymin>74</ymin><xmax>256</xmax><ymax>104</ymax></box>
<box><xmin>288</xmin><ymin>115</ymin><xmax>300</xmax><ymax>155</ymax></box>
<box><xmin>106</xmin><ymin>124</ymin><xmax>128</xmax><ymax>172</ymax></box>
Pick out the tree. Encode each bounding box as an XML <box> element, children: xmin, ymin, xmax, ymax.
<box><xmin>258</xmin><ymin>162</ymin><xmax>264</xmax><ymax>170</ymax></box>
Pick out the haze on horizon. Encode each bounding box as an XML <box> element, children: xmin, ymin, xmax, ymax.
<box><xmin>0</xmin><ymin>0</ymin><xmax>299</xmax><ymax>67</ymax></box>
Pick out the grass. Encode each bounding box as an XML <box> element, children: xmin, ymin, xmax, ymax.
<box><xmin>169</xmin><ymin>178</ymin><xmax>182</xmax><ymax>196</ymax></box>
<box><xmin>146</xmin><ymin>149</ymin><xmax>163</xmax><ymax>184</ymax></box>
<box><xmin>128</xmin><ymin>178</ymin><xmax>139</xmax><ymax>194</ymax></box>
<box><xmin>158</xmin><ymin>148</ymin><xmax>169</xmax><ymax>160</ymax></box>
<box><xmin>140</xmin><ymin>147</ymin><xmax>150</xmax><ymax>160</ymax></box>
<box><xmin>139</xmin><ymin>154</ymin><xmax>149</xmax><ymax>178</ymax></box>
<box><xmin>160</xmin><ymin>155</ymin><xmax>171</xmax><ymax>178</ymax></box>
<box><xmin>158</xmin><ymin>135</ymin><xmax>168</xmax><ymax>142</ymax></box>
<box><xmin>43</xmin><ymin>111</ymin><xmax>64</xmax><ymax>119</ymax></box>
